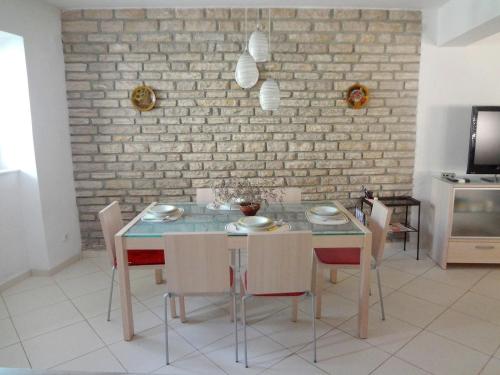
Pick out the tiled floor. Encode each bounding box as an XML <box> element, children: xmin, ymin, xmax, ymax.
<box><xmin>1</xmin><ymin>242</ymin><xmax>500</xmax><ymax>374</ymax></box>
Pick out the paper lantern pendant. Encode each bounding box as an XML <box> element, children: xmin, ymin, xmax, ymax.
<box><xmin>249</xmin><ymin>29</ymin><xmax>268</xmax><ymax>62</ymax></box>
<box><xmin>259</xmin><ymin>78</ymin><xmax>280</xmax><ymax>111</ymax></box>
<box><xmin>235</xmin><ymin>51</ymin><xmax>258</xmax><ymax>89</ymax></box>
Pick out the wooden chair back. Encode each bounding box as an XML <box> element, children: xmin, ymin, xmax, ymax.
<box><xmin>369</xmin><ymin>200</ymin><xmax>393</xmax><ymax>266</ymax></box>
<box><xmin>98</xmin><ymin>201</ymin><xmax>123</xmax><ymax>267</ymax></box>
<box><xmin>246</xmin><ymin>231</ymin><xmax>313</xmax><ymax>295</ymax></box>
<box><xmin>195</xmin><ymin>188</ymin><xmax>215</xmax><ymax>204</ymax></box>
<box><xmin>164</xmin><ymin>232</ymin><xmax>230</xmax><ymax>295</ymax></box>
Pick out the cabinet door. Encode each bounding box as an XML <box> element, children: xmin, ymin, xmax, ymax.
<box><xmin>452</xmin><ymin>188</ymin><xmax>500</xmax><ymax>237</ymax></box>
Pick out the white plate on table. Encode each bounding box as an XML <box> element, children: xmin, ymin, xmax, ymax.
<box><xmin>306</xmin><ymin>210</ymin><xmax>349</xmax><ymax>225</ymax></box>
<box><xmin>142</xmin><ymin>208</ymin><xmax>184</xmax><ymax>222</ymax></box>
<box><xmin>225</xmin><ymin>222</ymin><xmax>290</xmax><ymax>234</ymax></box>
<box><xmin>148</xmin><ymin>204</ymin><xmax>178</xmax><ymax>217</ymax></box>
<box><xmin>238</xmin><ymin>216</ymin><xmax>273</xmax><ymax>228</ymax></box>
<box><xmin>310</xmin><ymin>206</ymin><xmax>339</xmax><ymax>216</ymax></box>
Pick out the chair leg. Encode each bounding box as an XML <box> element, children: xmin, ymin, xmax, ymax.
<box><xmin>311</xmin><ymin>293</ymin><xmax>317</xmax><ymax>363</ymax></box>
<box><xmin>169</xmin><ymin>296</ymin><xmax>177</xmax><ymax>319</ymax></box>
<box><xmin>376</xmin><ymin>267</ymin><xmax>386</xmax><ymax>321</ymax></box>
<box><xmin>242</xmin><ymin>295</ymin><xmax>248</xmax><ymax>368</ymax></box>
<box><xmin>233</xmin><ymin>291</ymin><xmax>238</xmax><ymax>363</ymax></box>
<box><xmin>155</xmin><ymin>269</ymin><xmax>163</xmax><ymax>284</ymax></box>
<box><xmin>291</xmin><ymin>297</ymin><xmax>298</xmax><ymax>322</ymax></box>
<box><xmin>107</xmin><ymin>266</ymin><xmax>116</xmax><ymax>322</ymax></box>
<box><xmin>329</xmin><ymin>269</ymin><xmax>338</xmax><ymax>284</ymax></box>
<box><xmin>179</xmin><ymin>296</ymin><xmax>187</xmax><ymax>323</ymax></box>
<box><xmin>164</xmin><ymin>293</ymin><xmax>170</xmax><ymax>365</ymax></box>
<box><xmin>315</xmin><ymin>267</ymin><xmax>324</xmax><ymax>319</ymax></box>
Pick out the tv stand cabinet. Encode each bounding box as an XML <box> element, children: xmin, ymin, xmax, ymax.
<box><xmin>430</xmin><ymin>177</ymin><xmax>500</xmax><ymax>269</ymax></box>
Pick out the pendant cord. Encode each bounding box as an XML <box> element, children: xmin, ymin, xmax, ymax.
<box><xmin>245</xmin><ymin>8</ymin><xmax>248</xmax><ymax>51</ymax></box>
<box><xmin>268</xmin><ymin>8</ymin><xmax>271</xmax><ymax>59</ymax></box>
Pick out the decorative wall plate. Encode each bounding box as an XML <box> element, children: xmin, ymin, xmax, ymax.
<box><xmin>131</xmin><ymin>84</ymin><xmax>156</xmax><ymax>112</ymax></box>
<box><xmin>346</xmin><ymin>83</ymin><xmax>369</xmax><ymax>109</ymax></box>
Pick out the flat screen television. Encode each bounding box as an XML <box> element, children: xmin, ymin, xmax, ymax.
<box><xmin>467</xmin><ymin>106</ymin><xmax>500</xmax><ymax>178</ymax></box>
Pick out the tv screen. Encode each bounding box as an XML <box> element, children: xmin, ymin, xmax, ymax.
<box><xmin>467</xmin><ymin>106</ymin><xmax>500</xmax><ymax>174</ymax></box>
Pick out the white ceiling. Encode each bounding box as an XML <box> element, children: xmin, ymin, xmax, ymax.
<box><xmin>44</xmin><ymin>0</ymin><xmax>450</xmax><ymax>10</ymax></box>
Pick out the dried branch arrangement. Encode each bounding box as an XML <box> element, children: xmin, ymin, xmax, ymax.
<box><xmin>210</xmin><ymin>179</ymin><xmax>284</xmax><ymax>204</ymax></box>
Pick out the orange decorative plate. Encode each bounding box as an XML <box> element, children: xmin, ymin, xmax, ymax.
<box><xmin>346</xmin><ymin>83</ymin><xmax>369</xmax><ymax>109</ymax></box>
<box><xmin>131</xmin><ymin>84</ymin><xmax>156</xmax><ymax>112</ymax></box>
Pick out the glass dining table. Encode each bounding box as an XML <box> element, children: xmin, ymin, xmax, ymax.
<box><xmin>114</xmin><ymin>200</ymin><xmax>372</xmax><ymax>341</ymax></box>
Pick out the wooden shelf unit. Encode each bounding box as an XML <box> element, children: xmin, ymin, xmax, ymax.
<box><xmin>430</xmin><ymin>177</ymin><xmax>500</xmax><ymax>269</ymax></box>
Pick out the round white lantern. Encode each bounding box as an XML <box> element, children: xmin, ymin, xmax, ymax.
<box><xmin>235</xmin><ymin>51</ymin><xmax>258</xmax><ymax>89</ymax></box>
<box><xmin>249</xmin><ymin>29</ymin><xmax>268</xmax><ymax>62</ymax></box>
<box><xmin>259</xmin><ymin>78</ymin><xmax>280</xmax><ymax>111</ymax></box>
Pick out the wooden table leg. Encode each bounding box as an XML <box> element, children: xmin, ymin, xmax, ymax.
<box><xmin>115</xmin><ymin>235</ymin><xmax>134</xmax><ymax>341</ymax></box>
<box><xmin>358</xmin><ymin>232</ymin><xmax>372</xmax><ymax>339</ymax></box>
<box><xmin>155</xmin><ymin>269</ymin><xmax>163</xmax><ymax>284</ymax></box>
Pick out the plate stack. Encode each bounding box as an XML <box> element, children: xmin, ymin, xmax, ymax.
<box><xmin>142</xmin><ymin>205</ymin><xmax>183</xmax><ymax>222</ymax></box>
<box><xmin>306</xmin><ymin>206</ymin><xmax>349</xmax><ymax>225</ymax></box>
<box><xmin>238</xmin><ymin>216</ymin><xmax>275</xmax><ymax>232</ymax></box>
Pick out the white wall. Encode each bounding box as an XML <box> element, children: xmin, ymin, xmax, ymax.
<box><xmin>0</xmin><ymin>172</ymin><xmax>30</xmax><ymax>283</ymax></box>
<box><xmin>0</xmin><ymin>0</ymin><xmax>81</xmax><ymax>283</ymax></box>
<box><xmin>413</xmin><ymin>9</ymin><xmax>500</xmax><ymax>248</ymax></box>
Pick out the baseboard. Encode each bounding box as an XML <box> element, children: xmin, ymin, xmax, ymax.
<box><xmin>0</xmin><ymin>270</ymin><xmax>32</xmax><ymax>293</ymax></box>
<box><xmin>31</xmin><ymin>253</ymin><xmax>82</xmax><ymax>277</ymax></box>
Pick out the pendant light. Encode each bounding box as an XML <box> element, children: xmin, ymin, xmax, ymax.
<box><xmin>248</xmin><ymin>9</ymin><xmax>268</xmax><ymax>62</ymax></box>
<box><xmin>260</xmin><ymin>9</ymin><xmax>280</xmax><ymax>111</ymax></box>
<box><xmin>235</xmin><ymin>8</ymin><xmax>258</xmax><ymax>89</ymax></box>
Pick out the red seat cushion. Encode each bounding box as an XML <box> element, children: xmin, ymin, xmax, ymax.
<box><xmin>127</xmin><ymin>249</ymin><xmax>165</xmax><ymax>266</ymax></box>
<box><xmin>244</xmin><ymin>271</ymin><xmax>304</xmax><ymax>297</ymax></box>
<box><xmin>314</xmin><ymin>247</ymin><xmax>361</xmax><ymax>265</ymax></box>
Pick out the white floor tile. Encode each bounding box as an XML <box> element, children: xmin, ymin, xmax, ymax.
<box><xmin>3</xmin><ymin>285</ymin><xmax>67</xmax><ymax>316</ymax></box>
<box><xmin>130</xmin><ymin>274</ymin><xmax>167</xmax><ymax>302</ymax></box>
<box><xmin>0</xmin><ymin>318</ymin><xmax>19</xmax><ymax>349</ymax></box>
<box><xmin>2</xmin><ymin>276</ymin><xmax>55</xmax><ymax>297</ymax></box>
<box><xmin>51</xmin><ymin>347</ymin><xmax>125</xmax><ymax>373</ymax></box>
<box><xmin>371</xmin><ymin>356</ymin><xmax>430</xmax><ymax>375</ymax></box>
<box><xmin>299</xmin><ymin>291</ymin><xmax>358</xmax><ymax>327</ymax></box>
<box><xmin>0</xmin><ymin>297</ymin><xmax>9</xmax><ymax>319</ymax></box>
<box><xmin>338</xmin><ymin>308</ymin><xmax>421</xmax><ymax>354</ymax></box>
<box><xmin>52</xmin><ymin>258</ymin><xmax>102</xmax><ymax>281</ymax></box>
<box><xmin>421</xmin><ymin>265</ymin><xmax>490</xmax><ymax>289</ymax></box>
<box><xmin>397</xmin><ymin>331</ymin><xmax>489</xmax><ymax>375</ymax></box>
<box><xmin>399</xmin><ymin>277</ymin><xmax>465</xmax><ymax>307</ymax></box>
<box><xmin>0</xmin><ymin>343</ymin><xmax>30</xmax><ymax>368</ymax></box>
<box><xmin>374</xmin><ymin>291</ymin><xmax>446</xmax><ymax>328</ymax></box>
<box><xmin>263</xmin><ymin>354</ymin><xmax>326</xmax><ymax>374</ymax></box>
<box><xmin>372</xmin><ymin>266</ymin><xmax>417</xmax><ymax>289</ymax></box>
<box><xmin>56</xmin><ymin>271</ymin><xmax>113</xmax><ymax>299</ymax></box>
<box><xmin>22</xmin><ymin>320</ymin><xmax>104</xmax><ymax>369</ymax></box>
<box><xmin>471</xmin><ymin>273</ymin><xmax>500</xmax><ymax>301</ymax></box>
<box><xmin>452</xmin><ymin>292</ymin><xmax>500</xmax><ymax>326</ymax></box>
<box><xmin>327</xmin><ymin>273</ymin><xmax>395</xmax><ymax>306</ymax></box>
<box><xmin>88</xmin><ymin>303</ymin><xmax>162</xmax><ymax>345</ymax></box>
<box><xmin>383</xmin><ymin>253</ymin><xmax>435</xmax><ymax>276</ymax></box>
<box><xmin>427</xmin><ymin>310</ymin><xmax>500</xmax><ymax>355</ymax></box>
<box><xmin>11</xmin><ymin>300</ymin><xmax>83</xmax><ymax>340</ymax></box>
<box><xmin>481</xmin><ymin>357</ymin><xmax>500</xmax><ymax>375</ymax></box>
<box><xmin>153</xmin><ymin>352</ymin><xmax>225</xmax><ymax>374</ymax></box>
<box><xmin>71</xmin><ymin>287</ymin><xmax>124</xmax><ymax>319</ymax></box>
<box><xmin>109</xmin><ymin>325</ymin><xmax>196</xmax><ymax>373</ymax></box>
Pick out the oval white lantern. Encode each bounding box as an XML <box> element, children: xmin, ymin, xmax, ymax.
<box><xmin>235</xmin><ymin>51</ymin><xmax>258</xmax><ymax>89</ymax></box>
<box><xmin>259</xmin><ymin>78</ymin><xmax>280</xmax><ymax>111</ymax></box>
<box><xmin>249</xmin><ymin>29</ymin><xmax>268</xmax><ymax>62</ymax></box>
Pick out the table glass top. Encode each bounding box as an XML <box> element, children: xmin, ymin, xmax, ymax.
<box><xmin>124</xmin><ymin>201</ymin><xmax>365</xmax><ymax>238</ymax></box>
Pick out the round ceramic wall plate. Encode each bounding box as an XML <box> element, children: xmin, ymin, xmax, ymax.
<box><xmin>149</xmin><ymin>204</ymin><xmax>177</xmax><ymax>217</ymax></box>
<box><xmin>131</xmin><ymin>85</ymin><xmax>156</xmax><ymax>112</ymax></box>
<box><xmin>238</xmin><ymin>216</ymin><xmax>273</xmax><ymax>228</ymax></box>
<box><xmin>310</xmin><ymin>206</ymin><xmax>339</xmax><ymax>216</ymax></box>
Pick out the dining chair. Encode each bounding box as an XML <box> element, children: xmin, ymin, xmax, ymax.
<box><xmin>98</xmin><ymin>201</ymin><xmax>180</xmax><ymax>321</ymax></box>
<box><xmin>195</xmin><ymin>188</ymin><xmax>215</xmax><ymax>204</ymax></box>
<box><xmin>313</xmin><ymin>200</ymin><xmax>392</xmax><ymax>320</ymax></box>
<box><xmin>163</xmin><ymin>232</ymin><xmax>237</xmax><ymax>365</ymax></box>
<box><xmin>240</xmin><ymin>231</ymin><xmax>316</xmax><ymax>367</ymax></box>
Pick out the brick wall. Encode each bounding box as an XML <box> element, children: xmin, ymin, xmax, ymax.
<box><xmin>61</xmin><ymin>8</ymin><xmax>422</xmax><ymax>248</ymax></box>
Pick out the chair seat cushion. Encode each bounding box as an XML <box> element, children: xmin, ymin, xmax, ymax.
<box><xmin>127</xmin><ymin>249</ymin><xmax>165</xmax><ymax>266</ymax></box>
<box><xmin>314</xmin><ymin>247</ymin><xmax>361</xmax><ymax>265</ymax></box>
<box><xmin>244</xmin><ymin>271</ymin><xmax>305</xmax><ymax>297</ymax></box>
